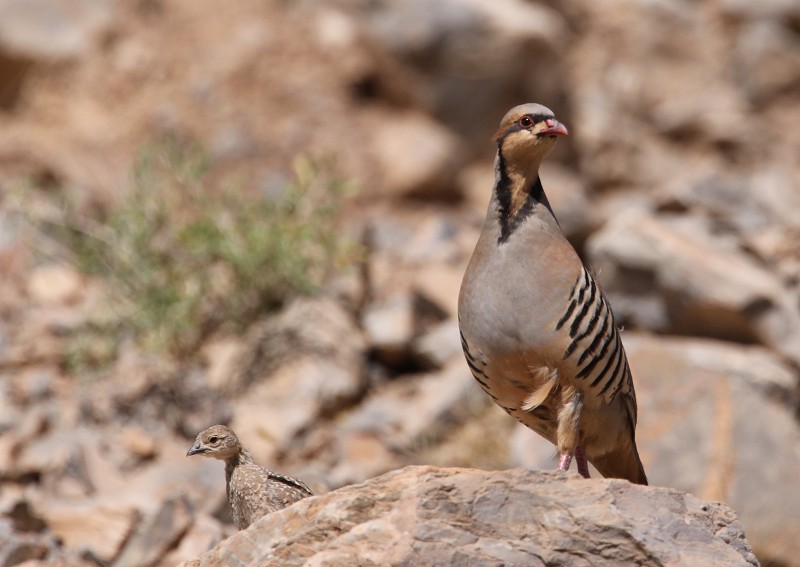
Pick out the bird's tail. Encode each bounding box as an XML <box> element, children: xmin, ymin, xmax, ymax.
<box><xmin>591</xmin><ymin>441</ymin><xmax>648</xmax><ymax>485</ymax></box>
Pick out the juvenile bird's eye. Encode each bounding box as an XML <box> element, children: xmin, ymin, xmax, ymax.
<box><xmin>518</xmin><ymin>116</ymin><xmax>533</xmax><ymax>128</ymax></box>
<box><xmin>209</xmin><ymin>436</ymin><xmax>219</xmax><ymax>444</ymax></box>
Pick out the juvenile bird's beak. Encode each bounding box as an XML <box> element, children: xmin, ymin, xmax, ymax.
<box><xmin>539</xmin><ymin>118</ymin><xmax>569</xmax><ymax>137</ymax></box>
<box><xmin>186</xmin><ymin>443</ymin><xmax>206</xmax><ymax>457</ymax></box>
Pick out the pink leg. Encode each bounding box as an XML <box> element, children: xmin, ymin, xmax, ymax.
<box><xmin>575</xmin><ymin>447</ymin><xmax>591</xmax><ymax>478</ymax></box>
<box><xmin>558</xmin><ymin>451</ymin><xmax>572</xmax><ymax>472</ymax></box>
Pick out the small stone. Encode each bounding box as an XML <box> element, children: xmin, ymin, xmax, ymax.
<box><xmin>412</xmin><ymin>264</ymin><xmax>463</xmax><ymax>318</ymax></box>
<box><xmin>362</xmin><ymin>294</ymin><xmax>415</xmax><ymax>365</ymax></box>
<box><xmin>27</xmin><ymin>264</ymin><xmax>83</xmax><ymax>306</ymax></box>
<box><xmin>0</xmin><ymin>0</ymin><xmax>113</xmax><ymax>59</ymax></box>
<box><xmin>10</xmin><ymin>365</ymin><xmax>55</xmax><ymax>404</ymax></box>
<box><xmin>410</xmin><ymin>319</ymin><xmax>461</xmax><ymax>369</ymax></box>
<box><xmin>120</xmin><ymin>426</ymin><xmax>157</xmax><ymax>461</ymax></box>
<box><xmin>0</xmin><ymin>518</ymin><xmax>49</xmax><ymax>566</ymax></box>
<box><xmin>201</xmin><ymin>338</ymin><xmax>244</xmax><ymax>391</ymax></box>
<box><xmin>735</xmin><ymin>20</ymin><xmax>800</xmax><ymax>103</ymax></box>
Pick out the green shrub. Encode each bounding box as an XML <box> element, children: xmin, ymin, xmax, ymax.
<box><xmin>42</xmin><ymin>140</ymin><xmax>357</xmax><ymax>362</ymax></box>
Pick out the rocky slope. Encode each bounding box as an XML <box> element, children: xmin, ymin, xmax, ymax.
<box><xmin>0</xmin><ymin>0</ymin><xmax>799</xmax><ymax>566</ymax></box>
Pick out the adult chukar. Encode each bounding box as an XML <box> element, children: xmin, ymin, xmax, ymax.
<box><xmin>458</xmin><ymin>103</ymin><xmax>647</xmax><ymax>484</ymax></box>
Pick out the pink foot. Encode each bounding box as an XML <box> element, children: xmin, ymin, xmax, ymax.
<box><xmin>558</xmin><ymin>451</ymin><xmax>572</xmax><ymax>472</ymax></box>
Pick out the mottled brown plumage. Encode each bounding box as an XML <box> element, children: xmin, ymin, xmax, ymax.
<box><xmin>187</xmin><ymin>425</ymin><xmax>313</xmax><ymax>529</ymax></box>
<box><xmin>458</xmin><ymin>103</ymin><xmax>647</xmax><ymax>485</ymax></box>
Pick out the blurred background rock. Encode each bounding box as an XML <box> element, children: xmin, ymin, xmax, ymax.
<box><xmin>0</xmin><ymin>0</ymin><xmax>798</xmax><ymax>565</ymax></box>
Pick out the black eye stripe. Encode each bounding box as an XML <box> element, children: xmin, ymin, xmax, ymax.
<box><xmin>516</xmin><ymin>113</ymin><xmax>554</xmax><ymax>129</ymax></box>
<box><xmin>497</xmin><ymin>113</ymin><xmax>556</xmax><ymax>145</ymax></box>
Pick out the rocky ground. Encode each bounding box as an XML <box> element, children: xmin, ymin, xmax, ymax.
<box><xmin>1</xmin><ymin>0</ymin><xmax>799</xmax><ymax>566</ymax></box>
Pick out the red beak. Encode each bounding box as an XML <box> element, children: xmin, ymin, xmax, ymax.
<box><xmin>540</xmin><ymin>118</ymin><xmax>569</xmax><ymax>137</ymax></box>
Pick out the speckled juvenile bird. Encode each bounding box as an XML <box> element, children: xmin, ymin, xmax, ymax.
<box><xmin>458</xmin><ymin>103</ymin><xmax>647</xmax><ymax>485</ymax></box>
<box><xmin>187</xmin><ymin>425</ymin><xmax>313</xmax><ymax>529</ymax></box>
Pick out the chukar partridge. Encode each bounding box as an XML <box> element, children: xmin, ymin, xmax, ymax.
<box><xmin>187</xmin><ymin>425</ymin><xmax>313</xmax><ymax>529</ymax></box>
<box><xmin>458</xmin><ymin>103</ymin><xmax>647</xmax><ymax>485</ymax></box>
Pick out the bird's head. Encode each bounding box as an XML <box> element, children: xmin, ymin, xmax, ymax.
<box><xmin>493</xmin><ymin>103</ymin><xmax>568</xmax><ymax>166</ymax></box>
<box><xmin>187</xmin><ymin>424</ymin><xmax>241</xmax><ymax>461</ymax></box>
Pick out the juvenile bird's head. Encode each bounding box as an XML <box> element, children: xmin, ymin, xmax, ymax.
<box><xmin>187</xmin><ymin>425</ymin><xmax>242</xmax><ymax>461</ymax></box>
<box><xmin>493</xmin><ymin>103</ymin><xmax>568</xmax><ymax>173</ymax></box>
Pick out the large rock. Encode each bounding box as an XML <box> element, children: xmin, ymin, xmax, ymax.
<box><xmin>734</xmin><ymin>19</ymin><xmax>800</xmax><ymax>104</ymax></box>
<box><xmin>362</xmin><ymin>293</ymin><xmax>415</xmax><ymax>366</ymax></box>
<box><xmin>38</xmin><ymin>500</ymin><xmax>138</xmax><ymax>564</ymax></box>
<box><xmin>367</xmin><ymin>110</ymin><xmax>462</xmax><ymax>199</ymax></box>
<box><xmin>113</xmin><ymin>495</ymin><xmax>193</xmax><ymax>567</ymax></box>
<box><xmin>327</xmin><ymin>360</ymin><xmax>480</xmax><ymax>485</ymax></box>
<box><xmin>0</xmin><ymin>517</ymin><xmax>49</xmax><ymax>566</ymax></box>
<box><xmin>0</xmin><ymin>0</ymin><xmax>112</xmax><ymax>60</ymax></box>
<box><xmin>186</xmin><ymin>466</ymin><xmax>757</xmax><ymax>567</ymax></box>
<box><xmin>228</xmin><ymin>298</ymin><xmax>366</xmax><ymax>461</ymax></box>
<box><xmin>587</xmin><ymin>210</ymin><xmax>800</xmax><ymax>364</ymax></box>
<box><xmin>625</xmin><ymin>333</ymin><xmax>800</xmax><ymax>566</ymax></box>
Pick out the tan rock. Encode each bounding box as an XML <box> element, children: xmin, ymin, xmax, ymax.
<box><xmin>233</xmin><ymin>297</ymin><xmax>364</xmax><ymax>391</ymax></box>
<box><xmin>328</xmin><ymin>359</ymin><xmax>482</xmax><ymax>485</ymax></box>
<box><xmin>346</xmin><ymin>359</ymin><xmax>477</xmax><ymax>446</ymax></box>
<box><xmin>587</xmin><ymin>210</ymin><xmax>800</xmax><ymax>363</ymax></box>
<box><xmin>0</xmin><ymin>0</ymin><xmax>113</xmax><ymax>59</ymax></box>
<box><xmin>625</xmin><ymin>333</ymin><xmax>800</xmax><ymax>566</ymax></box>
<box><xmin>189</xmin><ymin>466</ymin><xmax>757</xmax><ymax>567</ymax></box>
<box><xmin>362</xmin><ymin>294</ymin><xmax>414</xmax><ymax>365</ymax></box>
<box><xmin>26</xmin><ymin>264</ymin><xmax>83</xmax><ymax>306</ymax></box>
<box><xmin>13</xmin><ymin>428</ymin><xmax>93</xmax><ymax>495</ymax></box>
<box><xmin>120</xmin><ymin>426</ymin><xmax>157</xmax><ymax>461</ymax></box>
<box><xmin>735</xmin><ymin>20</ymin><xmax>800</xmax><ymax>103</ymax></box>
<box><xmin>0</xmin><ymin>518</ymin><xmax>49</xmax><ymax>566</ymax></box>
<box><xmin>113</xmin><ymin>495</ymin><xmax>193</xmax><ymax>567</ymax></box>
<box><xmin>201</xmin><ymin>338</ymin><xmax>244</xmax><ymax>391</ymax></box>
<box><xmin>412</xmin><ymin>264</ymin><xmax>463</xmax><ymax>318</ymax></box>
<box><xmin>232</xmin><ymin>356</ymin><xmax>364</xmax><ymax>463</ymax></box>
<box><xmin>226</xmin><ymin>297</ymin><xmax>366</xmax><ymax>458</ymax></box>
<box><xmin>162</xmin><ymin>513</ymin><xmax>227</xmax><ymax>567</ymax></box>
<box><xmin>328</xmin><ymin>432</ymin><xmax>399</xmax><ymax>487</ymax></box>
<box><xmin>410</xmin><ymin>318</ymin><xmax>462</xmax><ymax>369</ymax></box>
<box><xmin>537</xmin><ymin>162</ymin><xmax>595</xmax><ymax>242</ymax></box>
<box><xmin>40</xmin><ymin>501</ymin><xmax>139</xmax><ymax>564</ymax></box>
<box><xmin>368</xmin><ymin>110</ymin><xmax>461</xmax><ymax>198</ymax></box>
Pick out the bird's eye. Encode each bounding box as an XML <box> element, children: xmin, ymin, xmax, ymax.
<box><xmin>518</xmin><ymin>116</ymin><xmax>533</xmax><ymax>128</ymax></box>
<box><xmin>209</xmin><ymin>436</ymin><xmax>219</xmax><ymax>444</ymax></box>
